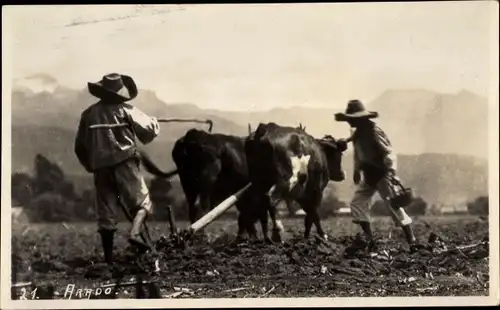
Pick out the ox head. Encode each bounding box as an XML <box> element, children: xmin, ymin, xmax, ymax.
<box><xmin>317</xmin><ymin>135</ymin><xmax>348</xmax><ymax>182</ymax></box>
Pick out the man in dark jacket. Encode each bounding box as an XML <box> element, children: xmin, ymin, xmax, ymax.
<box><xmin>335</xmin><ymin>100</ymin><xmax>420</xmax><ymax>250</ymax></box>
<box><xmin>74</xmin><ymin>73</ymin><xmax>160</xmax><ymax>265</ymax></box>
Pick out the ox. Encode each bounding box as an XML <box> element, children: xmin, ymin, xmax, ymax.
<box><xmin>244</xmin><ymin>122</ymin><xmax>347</xmax><ymax>241</ymax></box>
<box><xmin>135</xmin><ymin>131</ymin><xmax>263</xmax><ymax>239</ymax></box>
<box><xmin>168</xmin><ymin>128</ymin><xmax>267</xmax><ymax>239</ymax></box>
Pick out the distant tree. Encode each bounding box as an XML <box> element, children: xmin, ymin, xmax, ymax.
<box><xmin>34</xmin><ymin>154</ymin><xmax>66</xmax><ymax>195</ymax></box>
<box><xmin>467</xmin><ymin>196</ymin><xmax>489</xmax><ymax>215</ymax></box>
<box><xmin>405</xmin><ymin>197</ymin><xmax>428</xmax><ymax>215</ymax></box>
<box><xmin>11</xmin><ymin>172</ymin><xmax>36</xmax><ymax>206</ymax></box>
<box><xmin>15</xmin><ymin>154</ymin><xmax>91</xmax><ymax>222</ymax></box>
<box><xmin>56</xmin><ymin>180</ymin><xmax>78</xmax><ymax>200</ymax></box>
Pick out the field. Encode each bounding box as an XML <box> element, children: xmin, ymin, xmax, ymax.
<box><xmin>11</xmin><ymin>215</ymin><xmax>489</xmax><ymax>299</ymax></box>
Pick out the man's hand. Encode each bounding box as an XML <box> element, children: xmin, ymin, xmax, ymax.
<box><xmin>354</xmin><ymin>170</ymin><xmax>361</xmax><ymax>185</ymax></box>
<box><xmin>383</xmin><ymin>156</ymin><xmax>397</xmax><ymax>175</ymax></box>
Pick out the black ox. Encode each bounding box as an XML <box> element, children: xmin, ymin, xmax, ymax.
<box><xmin>170</xmin><ymin>128</ymin><xmax>271</xmax><ymax>239</ymax></box>
<box><xmin>244</xmin><ymin>122</ymin><xmax>348</xmax><ymax>241</ymax></box>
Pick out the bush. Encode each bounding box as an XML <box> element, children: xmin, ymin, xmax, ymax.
<box><xmin>467</xmin><ymin>196</ymin><xmax>489</xmax><ymax>215</ymax></box>
<box><xmin>11</xmin><ymin>172</ymin><xmax>36</xmax><ymax>206</ymax></box>
<box><xmin>12</xmin><ymin>154</ymin><xmax>97</xmax><ymax>223</ymax></box>
<box><xmin>405</xmin><ymin>197</ymin><xmax>428</xmax><ymax>215</ymax></box>
<box><xmin>26</xmin><ymin>192</ymin><xmax>75</xmax><ymax>222</ymax></box>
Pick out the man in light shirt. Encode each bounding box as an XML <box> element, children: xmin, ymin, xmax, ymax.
<box><xmin>335</xmin><ymin>99</ymin><xmax>421</xmax><ymax>252</ymax></box>
<box><xmin>74</xmin><ymin>73</ymin><xmax>160</xmax><ymax>266</ymax></box>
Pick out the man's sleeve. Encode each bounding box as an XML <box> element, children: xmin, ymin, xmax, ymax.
<box><xmin>74</xmin><ymin>111</ymin><xmax>91</xmax><ymax>172</ymax></box>
<box><xmin>353</xmin><ymin>147</ymin><xmax>361</xmax><ymax>172</ymax></box>
<box><xmin>374</xmin><ymin>125</ymin><xmax>397</xmax><ymax>172</ymax></box>
<box><xmin>124</xmin><ymin>104</ymin><xmax>160</xmax><ymax>145</ymax></box>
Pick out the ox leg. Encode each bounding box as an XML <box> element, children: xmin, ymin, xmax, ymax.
<box><xmin>188</xmin><ymin>199</ymin><xmax>199</xmax><ymax>225</ymax></box>
<box><xmin>261</xmin><ymin>216</ymin><xmax>272</xmax><ymax>243</ymax></box>
<box><xmin>196</xmin><ymin>191</ymin><xmax>213</xmax><ymax>236</ymax></box>
<box><xmin>300</xmin><ymin>193</ymin><xmax>327</xmax><ymax>240</ymax></box>
<box><xmin>297</xmin><ymin>198</ymin><xmax>314</xmax><ymax>238</ymax></box>
<box><xmin>248</xmin><ymin>223</ymin><xmax>258</xmax><ymax>240</ymax></box>
<box><xmin>311</xmin><ymin>195</ymin><xmax>328</xmax><ymax>240</ymax></box>
<box><xmin>236</xmin><ymin>213</ymin><xmax>248</xmax><ymax>242</ymax></box>
<box><xmin>304</xmin><ymin>212</ymin><xmax>314</xmax><ymax>239</ymax></box>
<box><xmin>269</xmin><ymin>205</ymin><xmax>283</xmax><ymax>243</ymax></box>
<box><xmin>246</xmin><ymin>213</ymin><xmax>259</xmax><ymax>240</ymax></box>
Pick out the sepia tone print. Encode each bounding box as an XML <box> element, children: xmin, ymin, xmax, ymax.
<box><xmin>2</xmin><ymin>3</ymin><xmax>498</xmax><ymax>308</ymax></box>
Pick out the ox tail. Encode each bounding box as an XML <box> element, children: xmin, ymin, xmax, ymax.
<box><xmin>138</xmin><ymin>150</ymin><xmax>179</xmax><ymax>178</ymax></box>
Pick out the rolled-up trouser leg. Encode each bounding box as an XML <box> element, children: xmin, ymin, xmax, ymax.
<box><xmin>94</xmin><ymin>169</ymin><xmax>120</xmax><ymax>233</ymax></box>
<box><xmin>113</xmin><ymin>158</ymin><xmax>154</xmax><ymax>247</ymax></box>
<box><xmin>350</xmin><ymin>182</ymin><xmax>377</xmax><ymax>225</ymax></box>
<box><xmin>376</xmin><ymin>177</ymin><xmax>413</xmax><ymax>227</ymax></box>
<box><xmin>350</xmin><ymin>182</ymin><xmax>377</xmax><ymax>239</ymax></box>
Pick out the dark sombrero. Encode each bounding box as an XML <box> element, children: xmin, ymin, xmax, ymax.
<box><xmin>88</xmin><ymin>73</ymin><xmax>138</xmax><ymax>102</ymax></box>
<box><xmin>334</xmin><ymin>99</ymin><xmax>378</xmax><ymax>122</ymax></box>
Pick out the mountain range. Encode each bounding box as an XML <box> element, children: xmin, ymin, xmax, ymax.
<box><xmin>10</xmin><ymin>75</ymin><xmax>489</xmax><ymax>205</ymax></box>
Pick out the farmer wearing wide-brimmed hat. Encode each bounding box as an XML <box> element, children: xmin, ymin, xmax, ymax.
<box><xmin>74</xmin><ymin>73</ymin><xmax>160</xmax><ymax>266</ymax></box>
<box><xmin>335</xmin><ymin>99</ymin><xmax>420</xmax><ymax>251</ymax></box>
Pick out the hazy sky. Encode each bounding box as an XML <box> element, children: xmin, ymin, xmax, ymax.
<box><xmin>6</xmin><ymin>3</ymin><xmax>496</xmax><ymax>111</ymax></box>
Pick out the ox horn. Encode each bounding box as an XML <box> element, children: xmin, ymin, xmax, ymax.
<box><xmin>189</xmin><ymin>183</ymin><xmax>252</xmax><ymax>233</ymax></box>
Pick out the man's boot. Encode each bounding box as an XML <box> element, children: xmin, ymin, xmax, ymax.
<box><xmin>345</xmin><ymin>222</ymin><xmax>374</xmax><ymax>257</ymax></box>
<box><xmin>401</xmin><ymin>224</ymin><xmax>424</xmax><ymax>252</ymax></box>
<box><xmin>402</xmin><ymin>224</ymin><xmax>416</xmax><ymax>244</ymax></box>
<box><xmin>99</xmin><ymin>229</ymin><xmax>115</xmax><ymax>265</ymax></box>
<box><xmin>359</xmin><ymin>222</ymin><xmax>374</xmax><ymax>240</ymax></box>
<box><xmin>360</xmin><ymin>222</ymin><xmax>381</xmax><ymax>252</ymax></box>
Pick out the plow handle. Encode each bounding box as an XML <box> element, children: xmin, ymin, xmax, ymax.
<box><xmin>167</xmin><ymin>205</ymin><xmax>177</xmax><ymax>235</ymax></box>
<box><xmin>157</xmin><ymin>118</ymin><xmax>214</xmax><ymax>133</ymax></box>
<box><xmin>189</xmin><ymin>183</ymin><xmax>252</xmax><ymax>233</ymax></box>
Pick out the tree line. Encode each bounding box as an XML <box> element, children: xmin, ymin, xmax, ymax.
<box><xmin>11</xmin><ymin>154</ymin><xmax>488</xmax><ymax>223</ymax></box>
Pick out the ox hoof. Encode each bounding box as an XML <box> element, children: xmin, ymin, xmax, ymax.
<box><xmin>271</xmin><ymin>231</ymin><xmax>283</xmax><ymax>243</ymax></box>
<box><xmin>264</xmin><ymin>237</ymin><xmax>273</xmax><ymax>244</ymax></box>
<box><xmin>235</xmin><ymin>235</ymin><xmax>248</xmax><ymax>244</ymax></box>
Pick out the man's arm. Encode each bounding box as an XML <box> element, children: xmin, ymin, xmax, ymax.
<box><xmin>123</xmin><ymin>104</ymin><xmax>160</xmax><ymax>145</ymax></box>
<box><xmin>74</xmin><ymin>111</ymin><xmax>91</xmax><ymax>172</ymax></box>
<box><xmin>373</xmin><ymin>125</ymin><xmax>397</xmax><ymax>172</ymax></box>
<box><xmin>353</xmin><ymin>146</ymin><xmax>362</xmax><ymax>184</ymax></box>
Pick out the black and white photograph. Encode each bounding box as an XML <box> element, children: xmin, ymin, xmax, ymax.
<box><xmin>2</xmin><ymin>3</ymin><xmax>499</xmax><ymax>308</ymax></box>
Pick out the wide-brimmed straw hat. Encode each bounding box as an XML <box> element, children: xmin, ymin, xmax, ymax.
<box><xmin>88</xmin><ymin>73</ymin><xmax>138</xmax><ymax>102</ymax></box>
<box><xmin>334</xmin><ymin>99</ymin><xmax>378</xmax><ymax>122</ymax></box>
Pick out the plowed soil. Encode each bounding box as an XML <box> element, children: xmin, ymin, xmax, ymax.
<box><xmin>11</xmin><ymin>215</ymin><xmax>489</xmax><ymax>299</ymax></box>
